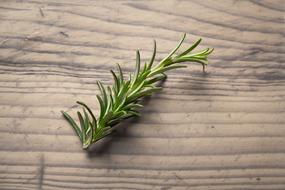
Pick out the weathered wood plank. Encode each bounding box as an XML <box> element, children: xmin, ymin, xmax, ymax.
<box><xmin>0</xmin><ymin>0</ymin><xmax>284</xmax><ymax>189</ymax></box>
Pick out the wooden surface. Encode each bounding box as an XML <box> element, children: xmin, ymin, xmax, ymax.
<box><xmin>0</xmin><ymin>0</ymin><xmax>284</xmax><ymax>189</ymax></box>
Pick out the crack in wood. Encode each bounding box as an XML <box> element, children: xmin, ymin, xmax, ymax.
<box><xmin>38</xmin><ymin>154</ymin><xmax>45</xmax><ymax>190</ymax></box>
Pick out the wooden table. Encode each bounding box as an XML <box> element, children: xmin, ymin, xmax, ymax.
<box><xmin>0</xmin><ymin>0</ymin><xmax>284</xmax><ymax>189</ymax></box>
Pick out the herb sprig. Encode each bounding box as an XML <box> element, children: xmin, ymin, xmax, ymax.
<box><xmin>62</xmin><ymin>33</ymin><xmax>213</xmax><ymax>149</ymax></box>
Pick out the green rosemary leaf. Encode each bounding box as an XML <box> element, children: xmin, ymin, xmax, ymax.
<box><xmin>128</xmin><ymin>80</ymin><xmax>145</xmax><ymax>98</ymax></box>
<box><xmin>96</xmin><ymin>95</ymin><xmax>105</xmax><ymax>120</ymax></box>
<box><xmin>93</xmin><ymin>127</ymin><xmax>113</xmax><ymax>143</ymax></box>
<box><xmin>149</xmin><ymin>65</ymin><xmax>187</xmax><ymax>77</ymax></box>
<box><xmin>115</xmin><ymin>96</ymin><xmax>127</xmax><ymax>112</ymax></box>
<box><xmin>61</xmin><ymin>111</ymin><xmax>83</xmax><ymax>142</ymax></box>
<box><xmin>116</xmin><ymin>63</ymin><xmax>124</xmax><ymax>84</ymax></box>
<box><xmin>146</xmin><ymin>74</ymin><xmax>166</xmax><ymax>85</ymax></box>
<box><xmin>108</xmin><ymin>118</ymin><xmax>122</xmax><ymax>126</ymax></box>
<box><xmin>205</xmin><ymin>48</ymin><xmax>215</xmax><ymax>55</ymax></box>
<box><xmin>117</xmin><ymin>80</ymin><xmax>130</xmax><ymax>100</ymax></box>
<box><xmin>97</xmin><ymin>81</ymin><xmax>107</xmax><ymax>108</ymax></box>
<box><xmin>142</xmin><ymin>62</ymin><xmax>147</xmax><ymax>74</ymax></box>
<box><xmin>102</xmin><ymin>111</ymin><xmax>113</xmax><ymax>125</ymax></box>
<box><xmin>76</xmin><ymin>101</ymin><xmax>96</xmax><ymax>124</ymax></box>
<box><xmin>86</xmin><ymin>123</ymin><xmax>93</xmax><ymax>149</ymax></box>
<box><xmin>147</xmin><ymin>40</ymin><xmax>156</xmax><ymax>70</ymax></box>
<box><xmin>105</xmin><ymin>95</ymin><xmax>112</xmax><ymax>117</ymax></box>
<box><xmin>83</xmin><ymin>108</ymin><xmax>90</xmax><ymax>133</ymax></box>
<box><xmin>179</xmin><ymin>38</ymin><xmax>202</xmax><ymax>57</ymax></box>
<box><xmin>77</xmin><ymin>111</ymin><xmax>86</xmax><ymax>142</ymax></box>
<box><xmin>82</xmin><ymin>109</ymin><xmax>93</xmax><ymax>149</ymax></box>
<box><xmin>113</xmin><ymin>110</ymin><xmax>127</xmax><ymax>118</ymax></box>
<box><xmin>133</xmin><ymin>50</ymin><xmax>141</xmax><ymax>84</ymax></box>
<box><xmin>124</xmin><ymin>103</ymin><xmax>143</xmax><ymax>110</ymax></box>
<box><xmin>127</xmin><ymin>87</ymin><xmax>162</xmax><ymax>102</ymax></box>
<box><xmin>62</xmin><ymin>33</ymin><xmax>213</xmax><ymax>149</ymax></box>
<box><xmin>178</xmin><ymin>57</ymin><xmax>208</xmax><ymax>67</ymax></box>
<box><xmin>128</xmin><ymin>110</ymin><xmax>141</xmax><ymax>117</ymax></box>
<box><xmin>160</xmin><ymin>33</ymin><xmax>186</xmax><ymax>64</ymax></box>
<box><xmin>110</xmin><ymin>70</ymin><xmax>119</xmax><ymax>94</ymax></box>
<box><xmin>139</xmin><ymin>69</ymin><xmax>151</xmax><ymax>81</ymax></box>
<box><xmin>107</xmin><ymin>86</ymin><xmax>114</xmax><ymax>107</ymax></box>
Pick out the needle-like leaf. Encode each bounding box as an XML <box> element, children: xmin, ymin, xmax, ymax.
<box><xmin>77</xmin><ymin>111</ymin><xmax>86</xmax><ymax>143</ymax></box>
<box><xmin>110</xmin><ymin>70</ymin><xmax>119</xmax><ymax>94</ymax></box>
<box><xmin>62</xmin><ymin>111</ymin><xmax>83</xmax><ymax>142</ymax></box>
<box><xmin>147</xmin><ymin>40</ymin><xmax>156</xmax><ymax>70</ymax></box>
<box><xmin>133</xmin><ymin>50</ymin><xmax>141</xmax><ymax>84</ymax></box>
<box><xmin>179</xmin><ymin>38</ymin><xmax>202</xmax><ymax>57</ymax></box>
<box><xmin>76</xmin><ymin>101</ymin><xmax>96</xmax><ymax>124</ymax></box>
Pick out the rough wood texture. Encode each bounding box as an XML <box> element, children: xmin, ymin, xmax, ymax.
<box><xmin>0</xmin><ymin>0</ymin><xmax>284</xmax><ymax>189</ymax></box>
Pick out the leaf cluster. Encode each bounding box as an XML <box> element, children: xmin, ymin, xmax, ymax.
<box><xmin>62</xmin><ymin>33</ymin><xmax>214</xmax><ymax>149</ymax></box>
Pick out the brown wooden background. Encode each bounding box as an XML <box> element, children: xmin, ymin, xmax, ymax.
<box><xmin>0</xmin><ymin>0</ymin><xmax>284</xmax><ymax>189</ymax></box>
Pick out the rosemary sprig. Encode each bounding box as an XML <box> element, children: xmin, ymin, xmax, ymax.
<box><xmin>62</xmin><ymin>33</ymin><xmax>213</xmax><ymax>149</ymax></box>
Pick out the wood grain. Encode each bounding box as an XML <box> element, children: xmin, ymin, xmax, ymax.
<box><xmin>0</xmin><ymin>0</ymin><xmax>284</xmax><ymax>189</ymax></box>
